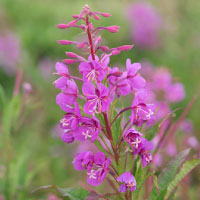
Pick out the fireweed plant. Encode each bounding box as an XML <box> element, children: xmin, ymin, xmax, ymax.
<box><xmin>53</xmin><ymin>5</ymin><xmax>200</xmax><ymax>200</ymax></box>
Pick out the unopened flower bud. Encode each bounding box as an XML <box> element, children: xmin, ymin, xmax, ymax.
<box><xmin>62</xmin><ymin>59</ymin><xmax>80</xmax><ymax>64</ymax></box>
<box><xmin>100</xmin><ymin>13</ymin><xmax>111</xmax><ymax>17</ymax></box>
<box><xmin>23</xmin><ymin>82</ymin><xmax>32</xmax><ymax>93</ymax></box>
<box><xmin>117</xmin><ymin>45</ymin><xmax>134</xmax><ymax>51</ymax></box>
<box><xmin>111</xmin><ymin>50</ymin><xmax>120</xmax><ymax>55</ymax></box>
<box><xmin>56</xmin><ymin>24</ymin><xmax>70</xmax><ymax>29</ymax></box>
<box><xmin>72</xmin><ymin>14</ymin><xmax>79</xmax><ymax>19</ymax></box>
<box><xmin>93</xmin><ymin>14</ymin><xmax>100</xmax><ymax>20</ymax></box>
<box><xmin>57</xmin><ymin>40</ymin><xmax>73</xmax><ymax>45</ymax></box>
<box><xmin>100</xmin><ymin>46</ymin><xmax>109</xmax><ymax>52</ymax></box>
<box><xmin>105</xmin><ymin>26</ymin><xmax>120</xmax><ymax>33</ymax></box>
<box><xmin>65</xmin><ymin>52</ymin><xmax>79</xmax><ymax>58</ymax></box>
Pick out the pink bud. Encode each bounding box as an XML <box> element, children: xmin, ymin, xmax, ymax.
<box><xmin>65</xmin><ymin>52</ymin><xmax>79</xmax><ymax>58</ymax></box>
<box><xmin>68</xmin><ymin>20</ymin><xmax>77</xmax><ymax>26</ymax></box>
<box><xmin>79</xmin><ymin>25</ymin><xmax>86</xmax><ymax>30</ymax></box>
<box><xmin>89</xmin><ymin>23</ymin><xmax>94</xmax><ymax>30</ymax></box>
<box><xmin>93</xmin><ymin>14</ymin><xmax>100</xmax><ymax>20</ymax></box>
<box><xmin>100</xmin><ymin>46</ymin><xmax>109</xmax><ymax>52</ymax></box>
<box><xmin>105</xmin><ymin>26</ymin><xmax>120</xmax><ymax>33</ymax></box>
<box><xmin>62</xmin><ymin>59</ymin><xmax>77</xmax><ymax>64</ymax></box>
<box><xmin>72</xmin><ymin>14</ymin><xmax>79</xmax><ymax>19</ymax></box>
<box><xmin>111</xmin><ymin>50</ymin><xmax>120</xmax><ymax>55</ymax></box>
<box><xmin>107</xmin><ymin>71</ymin><xmax>122</xmax><ymax>79</ymax></box>
<box><xmin>23</xmin><ymin>82</ymin><xmax>32</xmax><ymax>93</ymax></box>
<box><xmin>100</xmin><ymin>13</ymin><xmax>111</xmax><ymax>17</ymax></box>
<box><xmin>117</xmin><ymin>45</ymin><xmax>134</xmax><ymax>51</ymax></box>
<box><xmin>77</xmin><ymin>42</ymin><xmax>86</xmax><ymax>49</ymax></box>
<box><xmin>57</xmin><ymin>40</ymin><xmax>73</xmax><ymax>45</ymax></box>
<box><xmin>56</xmin><ymin>24</ymin><xmax>70</xmax><ymax>29</ymax></box>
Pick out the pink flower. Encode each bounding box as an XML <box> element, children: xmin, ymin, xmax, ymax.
<box><xmin>60</xmin><ymin>103</ymin><xmax>81</xmax><ymax>130</ymax></box>
<box><xmin>127</xmin><ymin>2</ymin><xmax>162</xmax><ymax>49</ymax></box>
<box><xmin>79</xmin><ymin>60</ymin><xmax>106</xmax><ymax>82</ymax></box>
<box><xmin>124</xmin><ymin>129</ymin><xmax>144</xmax><ymax>153</ymax></box>
<box><xmin>56</xmin><ymin>79</ymin><xmax>79</xmax><ymax>111</ymax></box>
<box><xmin>73</xmin><ymin>152</ymin><xmax>111</xmax><ymax>186</ymax></box>
<box><xmin>74</xmin><ymin>117</ymin><xmax>101</xmax><ymax>142</ymax></box>
<box><xmin>166</xmin><ymin>83</ymin><xmax>185</xmax><ymax>102</ymax></box>
<box><xmin>83</xmin><ymin>82</ymin><xmax>111</xmax><ymax>115</ymax></box>
<box><xmin>131</xmin><ymin>90</ymin><xmax>156</xmax><ymax>126</ymax></box>
<box><xmin>139</xmin><ymin>140</ymin><xmax>154</xmax><ymax>167</ymax></box>
<box><xmin>87</xmin><ymin>152</ymin><xmax>111</xmax><ymax>186</ymax></box>
<box><xmin>125</xmin><ymin>59</ymin><xmax>146</xmax><ymax>90</ymax></box>
<box><xmin>117</xmin><ymin>172</ymin><xmax>136</xmax><ymax>192</ymax></box>
<box><xmin>107</xmin><ymin>67</ymin><xmax>131</xmax><ymax>97</ymax></box>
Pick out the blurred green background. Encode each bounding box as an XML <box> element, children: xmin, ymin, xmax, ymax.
<box><xmin>0</xmin><ymin>0</ymin><xmax>199</xmax><ymax>199</ymax></box>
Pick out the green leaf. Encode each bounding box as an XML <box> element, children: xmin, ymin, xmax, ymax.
<box><xmin>32</xmin><ymin>185</ymin><xmax>89</xmax><ymax>200</ymax></box>
<box><xmin>109</xmin><ymin>99</ymin><xmax>118</xmax><ymax>122</ymax></box>
<box><xmin>94</xmin><ymin>140</ymin><xmax>107</xmax><ymax>155</ymax></box>
<box><xmin>2</xmin><ymin>95</ymin><xmax>21</xmax><ymax>137</ymax></box>
<box><xmin>57</xmin><ymin>187</ymin><xmax>89</xmax><ymax>200</ymax></box>
<box><xmin>164</xmin><ymin>159</ymin><xmax>200</xmax><ymax>200</ymax></box>
<box><xmin>132</xmin><ymin>170</ymin><xmax>154</xmax><ymax>199</ymax></box>
<box><xmin>145</xmin><ymin>124</ymin><xmax>158</xmax><ymax>141</ymax></box>
<box><xmin>0</xmin><ymin>84</ymin><xmax>6</xmax><ymax>112</ymax></box>
<box><xmin>111</xmin><ymin>109</ymin><xmax>123</xmax><ymax>144</ymax></box>
<box><xmin>150</xmin><ymin>148</ymin><xmax>190</xmax><ymax>200</ymax></box>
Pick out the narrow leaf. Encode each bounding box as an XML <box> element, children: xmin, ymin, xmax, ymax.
<box><xmin>164</xmin><ymin>159</ymin><xmax>200</xmax><ymax>200</ymax></box>
<box><xmin>150</xmin><ymin>148</ymin><xmax>190</xmax><ymax>199</ymax></box>
<box><xmin>32</xmin><ymin>185</ymin><xmax>89</xmax><ymax>200</ymax></box>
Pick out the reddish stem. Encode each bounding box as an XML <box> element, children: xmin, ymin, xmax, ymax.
<box><xmin>103</xmin><ymin>112</ymin><xmax>119</xmax><ymax>165</ymax></box>
<box><xmin>13</xmin><ymin>69</ymin><xmax>23</xmax><ymax>96</ymax></box>
<box><xmin>111</xmin><ymin>106</ymin><xmax>133</xmax><ymax>126</ymax></box>
<box><xmin>85</xmin><ymin>13</ymin><xmax>95</xmax><ymax>60</ymax></box>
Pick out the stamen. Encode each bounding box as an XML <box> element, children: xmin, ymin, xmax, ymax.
<box><xmin>82</xmin><ymin>130</ymin><xmax>92</xmax><ymax>139</ymax></box>
<box><xmin>87</xmin><ymin>170</ymin><xmax>97</xmax><ymax>179</ymax></box>
<box><xmin>131</xmin><ymin>137</ymin><xmax>141</xmax><ymax>149</ymax></box>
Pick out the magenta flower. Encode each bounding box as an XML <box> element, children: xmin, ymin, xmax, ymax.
<box><xmin>152</xmin><ymin>68</ymin><xmax>171</xmax><ymax>91</ymax></box>
<box><xmin>54</xmin><ymin>5</ymin><xmax>172</xmax><ymax>192</ymax></box>
<box><xmin>56</xmin><ymin>79</ymin><xmax>79</xmax><ymax>111</ymax></box>
<box><xmin>131</xmin><ymin>90</ymin><xmax>156</xmax><ymax>126</ymax></box>
<box><xmin>0</xmin><ymin>33</ymin><xmax>21</xmax><ymax>75</ymax></box>
<box><xmin>117</xmin><ymin>172</ymin><xmax>136</xmax><ymax>192</ymax></box>
<box><xmin>60</xmin><ymin>103</ymin><xmax>81</xmax><ymax>130</ymax></box>
<box><xmin>139</xmin><ymin>140</ymin><xmax>154</xmax><ymax>167</ymax></box>
<box><xmin>87</xmin><ymin>152</ymin><xmax>111</xmax><ymax>186</ymax></box>
<box><xmin>107</xmin><ymin>67</ymin><xmax>131</xmax><ymax>97</ymax></box>
<box><xmin>125</xmin><ymin>59</ymin><xmax>146</xmax><ymax>90</ymax></box>
<box><xmin>180</xmin><ymin>119</ymin><xmax>193</xmax><ymax>134</ymax></box>
<box><xmin>83</xmin><ymin>82</ymin><xmax>111</xmax><ymax>115</ymax></box>
<box><xmin>54</xmin><ymin>62</ymin><xmax>70</xmax><ymax>90</ymax></box>
<box><xmin>39</xmin><ymin>58</ymin><xmax>54</xmax><ymax>80</ymax></box>
<box><xmin>124</xmin><ymin>129</ymin><xmax>144</xmax><ymax>153</ymax></box>
<box><xmin>74</xmin><ymin>117</ymin><xmax>101</xmax><ymax>142</ymax></box>
<box><xmin>79</xmin><ymin>60</ymin><xmax>106</xmax><ymax>83</ymax></box>
<box><xmin>73</xmin><ymin>151</ymin><xmax>94</xmax><ymax>171</ymax></box>
<box><xmin>61</xmin><ymin>130</ymin><xmax>74</xmax><ymax>143</ymax></box>
<box><xmin>166</xmin><ymin>83</ymin><xmax>185</xmax><ymax>102</ymax></box>
<box><xmin>127</xmin><ymin>2</ymin><xmax>162</xmax><ymax>49</ymax></box>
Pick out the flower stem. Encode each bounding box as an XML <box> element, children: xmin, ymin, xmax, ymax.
<box><xmin>85</xmin><ymin>11</ymin><xmax>95</xmax><ymax>60</ymax></box>
<box><xmin>103</xmin><ymin>112</ymin><xmax>119</xmax><ymax>165</ymax></box>
<box><xmin>111</xmin><ymin>106</ymin><xmax>133</xmax><ymax>126</ymax></box>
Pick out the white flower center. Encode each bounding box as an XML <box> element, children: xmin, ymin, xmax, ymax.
<box><xmin>87</xmin><ymin>170</ymin><xmax>97</xmax><ymax>179</ymax></box>
<box><xmin>131</xmin><ymin>137</ymin><xmax>141</xmax><ymax>149</ymax></box>
<box><xmin>82</xmin><ymin>130</ymin><xmax>92</xmax><ymax>139</ymax></box>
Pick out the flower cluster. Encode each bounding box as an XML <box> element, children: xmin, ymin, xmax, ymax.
<box><xmin>54</xmin><ymin>5</ymin><xmax>155</xmax><ymax>194</ymax></box>
<box><xmin>0</xmin><ymin>32</ymin><xmax>21</xmax><ymax>75</ymax></box>
<box><xmin>139</xmin><ymin>62</ymin><xmax>199</xmax><ymax>166</ymax></box>
<box><xmin>127</xmin><ymin>2</ymin><xmax>162</xmax><ymax>49</ymax></box>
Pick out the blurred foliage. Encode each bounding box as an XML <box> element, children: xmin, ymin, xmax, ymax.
<box><xmin>0</xmin><ymin>0</ymin><xmax>200</xmax><ymax>199</ymax></box>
